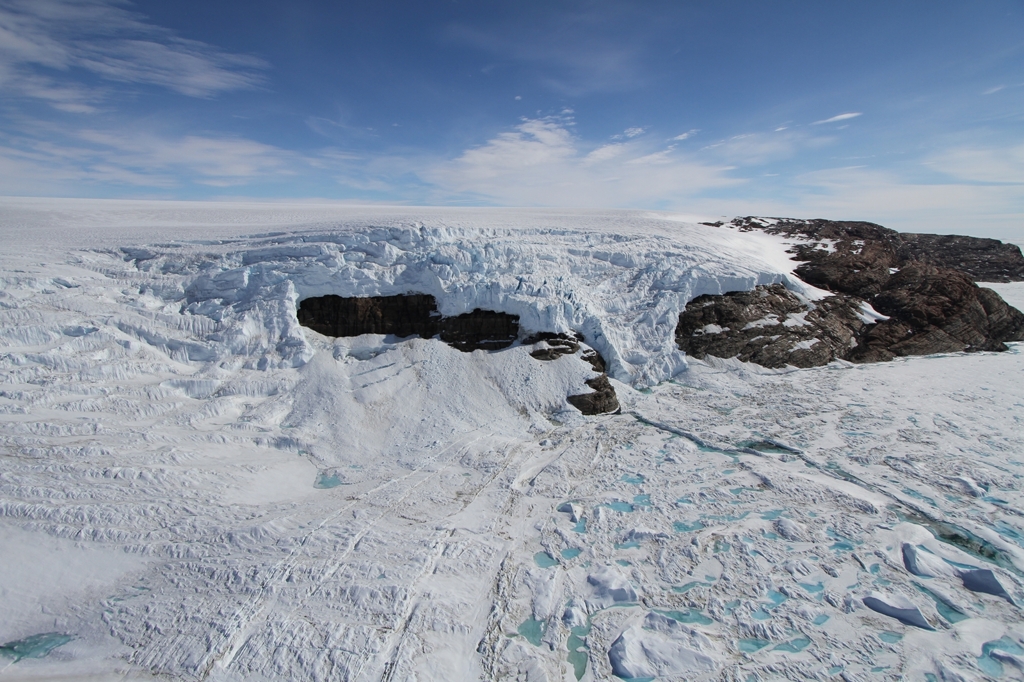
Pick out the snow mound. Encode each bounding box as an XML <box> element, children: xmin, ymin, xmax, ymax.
<box><xmin>585</xmin><ymin>566</ymin><xmax>638</xmax><ymax>609</ymax></box>
<box><xmin>608</xmin><ymin>612</ymin><xmax>718</xmax><ymax>678</ymax></box>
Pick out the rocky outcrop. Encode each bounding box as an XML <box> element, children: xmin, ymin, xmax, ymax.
<box><xmin>523</xmin><ymin>332</ymin><xmax>582</xmax><ymax>360</ymax></box>
<box><xmin>899</xmin><ymin>233</ymin><xmax>1024</xmax><ymax>283</ymax></box>
<box><xmin>299</xmin><ymin>295</ymin><xmax>619</xmax><ymax>414</ymax></box>
<box><xmin>297</xmin><ymin>293</ymin><xmax>519</xmax><ymax>352</ymax></box>
<box><xmin>526</xmin><ymin>333</ymin><xmax>620</xmax><ymax>415</ymax></box>
<box><xmin>727</xmin><ymin>217</ymin><xmax>1024</xmax><ymax>285</ymax></box>
<box><xmin>565</xmin><ymin>349</ymin><xmax>620</xmax><ymax>415</ymax></box>
<box><xmin>439</xmin><ymin>309</ymin><xmax>521</xmax><ymax>352</ymax></box>
<box><xmin>680</xmin><ymin>218</ymin><xmax>1024</xmax><ymax>367</ymax></box>
<box><xmin>676</xmin><ymin>284</ymin><xmax>868</xmax><ymax>368</ymax></box>
<box><xmin>851</xmin><ymin>263</ymin><xmax>1024</xmax><ymax>361</ymax></box>
<box><xmin>297</xmin><ymin>293</ymin><xmax>440</xmax><ymax>339</ymax></box>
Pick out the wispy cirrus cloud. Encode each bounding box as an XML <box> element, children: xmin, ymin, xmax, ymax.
<box><xmin>0</xmin><ymin>0</ymin><xmax>265</xmax><ymax>111</ymax></box>
<box><xmin>700</xmin><ymin>130</ymin><xmax>833</xmax><ymax>166</ymax></box>
<box><xmin>812</xmin><ymin>112</ymin><xmax>862</xmax><ymax>125</ymax></box>
<box><xmin>443</xmin><ymin>4</ymin><xmax>651</xmax><ymax>95</ymax></box>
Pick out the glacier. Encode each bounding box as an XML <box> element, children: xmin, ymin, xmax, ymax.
<box><xmin>1</xmin><ymin>199</ymin><xmax>1024</xmax><ymax>681</ymax></box>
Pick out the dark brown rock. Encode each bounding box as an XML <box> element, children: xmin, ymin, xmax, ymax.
<box><xmin>297</xmin><ymin>293</ymin><xmax>519</xmax><ymax>352</ymax></box>
<box><xmin>851</xmin><ymin>263</ymin><xmax>1024</xmax><ymax>360</ymax></box>
<box><xmin>297</xmin><ymin>293</ymin><xmax>440</xmax><ymax>339</ymax></box>
<box><xmin>733</xmin><ymin>218</ymin><xmax>903</xmax><ymax>297</ymax></box>
<box><xmin>439</xmin><ymin>309</ymin><xmax>520</xmax><ymax>352</ymax></box>
<box><xmin>680</xmin><ymin>217</ymin><xmax>1024</xmax><ymax>367</ymax></box>
<box><xmin>524</xmin><ymin>332</ymin><xmax>582</xmax><ymax>360</ymax></box>
<box><xmin>567</xmin><ymin>374</ymin><xmax>620</xmax><ymax>415</ymax></box>
<box><xmin>898</xmin><ymin>233</ymin><xmax>1024</xmax><ymax>283</ymax></box>
<box><xmin>676</xmin><ymin>284</ymin><xmax>867</xmax><ymax>368</ymax></box>
<box><xmin>579</xmin><ymin>348</ymin><xmax>607</xmax><ymax>373</ymax></box>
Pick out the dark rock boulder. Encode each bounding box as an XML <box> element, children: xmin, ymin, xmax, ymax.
<box><xmin>567</xmin><ymin>374</ymin><xmax>620</xmax><ymax>415</ymax></box>
<box><xmin>564</xmin><ymin>347</ymin><xmax>619</xmax><ymax>415</ymax></box>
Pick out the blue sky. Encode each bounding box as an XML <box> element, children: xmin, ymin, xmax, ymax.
<box><xmin>1</xmin><ymin>0</ymin><xmax>1023</xmax><ymax>236</ymax></box>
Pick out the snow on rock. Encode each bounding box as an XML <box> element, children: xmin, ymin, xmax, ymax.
<box><xmin>608</xmin><ymin>612</ymin><xmax>718</xmax><ymax>679</ymax></box>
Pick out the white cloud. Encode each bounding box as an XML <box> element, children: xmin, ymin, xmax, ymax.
<box><xmin>672</xmin><ymin>129</ymin><xmax>698</xmax><ymax>141</ymax></box>
<box><xmin>812</xmin><ymin>112</ymin><xmax>862</xmax><ymax>125</ymax></box>
<box><xmin>925</xmin><ymin>144</ymin><xmax>1024</xmax><ymax>184</ymax></box>
<box><xmin>703</xmin><ymin>130</ymin><xmax>832</xmax><ymax>166</ymax></box>
<box><xmin>0</xmin><ymin>0</ymin><xmax>265</xmax><ymax>110</ymax></box>
<box><xmin>623</xmin><ymin>127</ymin><xmax>645</xmax><ymax>138</ymax></box>
<box><xmin>0</xmin><ymin>128</ymin><xmax>299</xmax><ymax>192</ymax></box>
<box><xmin>424</xmin><ymin>117</ymin><xmax>737</xmax><ymax>206</ymax></box>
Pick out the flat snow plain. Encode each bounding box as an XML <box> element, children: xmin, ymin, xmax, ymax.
<box><xmin>1</xmin><ymin>199</ymin><xmax>1023</xmax><ymax>681</ymax></box>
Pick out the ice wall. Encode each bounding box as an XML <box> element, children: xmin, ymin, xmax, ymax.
<box><xmin>116</xmin><ymin>219</ymin><xmax>809</xmax><ymax>387</ymax></box>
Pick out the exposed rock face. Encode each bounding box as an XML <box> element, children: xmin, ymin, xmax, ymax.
<box><xmin>297</xmin><ymin>293</ymin><xmax>440</xmax><ymax>339</ymax></box>
<box><xmin>676</xmin><ymin>284</ymin><xmax>867</xmax><ymax>369</ymax></box>
<box><xmin>523</xmin><ymin>332</ymin><xmax>582</xmax><ymax>360</ymax></box>
<box><xmin>526</xmin><ymin>333</ymin><xmax>620</xmax><ymax>415</ymax></box>
<box><xmin>899</xmin><ymin>233</ymin><xmax>1024</xmax><ymax>283</ymax></box>
<box><xmin>297</xmin><ymin>293</ymin><xmax>519</xmax><ymax>352</ymax></box>
<box><xmin>680</xmin><ymin>218</ymin><xmax>1024</xmax><ymax>367</ymax></box>
<box><xmin>439</xmin><ymin>309</ymin><xmax>521</xmax><ymax>352</ymax></box>
<box><xmin>566</xmin><ymin>349</ymin><xmax>620</xmax><ymax>415</ymax></box>
<box><xmin>729</xmin><ymin>216</ymin><xmax>1024</xmax><ymax>284</ymax></box>
<box><xmin>298</xmin><ymin>295</ymin><xmax>619</xmax><ymax>414</ymax></box>
<box><xmin>852</xmin><ymin>263</ymin><xmax>1024</xmax><ymax>361</ymax></box>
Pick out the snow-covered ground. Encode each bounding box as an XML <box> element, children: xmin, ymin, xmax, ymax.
<box><xmin>2</xmin><ymin>200</ymin><xmax>1023</xmax><ymax>681</ymax></box>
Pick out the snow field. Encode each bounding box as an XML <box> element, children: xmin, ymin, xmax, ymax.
<box><xmin>1</xmin><ymin>202</ymin><xmax>1023</xmax><ymax>681</ymax></box>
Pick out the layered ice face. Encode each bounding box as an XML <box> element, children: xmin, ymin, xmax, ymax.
<box><xmin>149</xmin><ymin>215</ymin><xmax>811</xmax><ymax>386</ymax></box>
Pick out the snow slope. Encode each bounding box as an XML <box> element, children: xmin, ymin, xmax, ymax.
<box><xmin>1</xmin><ymin>200</ymin><xmax>1023</xmax><ymax>681</ymax></box>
